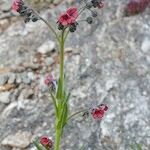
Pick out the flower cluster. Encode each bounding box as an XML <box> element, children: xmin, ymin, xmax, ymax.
<box><xmin>44</xmin><ymin>74</ymin><xmax>57</xmax><ymax>92</ymax></box>
<box><xmin>91</xmin><ymin>104</ymin><xmax>108</xmax><ymax>120</ymax></box>
<box><xmin>85</xmin><ymin>0</ymin><xmax>104</xmax><ymax>24</ymax></box>
<box><xmin>40</xmin><ymin>136</ymin><xmax>53</xmax><ymax>149</ymax></box>
<box><xmin>12</xmin><ymin>0</ymin><xmax>39</xmax><ymax>23</ymax></box>
<box><xmin>125</xmin><ymin>0</ymin><xmax>149</xmax><ymax>16</ymax></box>
<box><xmin>57</xmin><ymin>7</ymin><xmax>78</xmax><ymax>32</ymax></box>
<box><xmin>83</xmin><ymin>104</ymin><xmax>108</xmax><ymax>120</ymax></box>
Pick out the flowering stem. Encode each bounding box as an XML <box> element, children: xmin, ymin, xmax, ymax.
<box><xmin>39</xmin><ymin>16</ymin><xmax>60</xmax><ymax>42</ymax></box>
<box><xmin>54</xmin><ymin>29</ymin><xmax>66</xmax><ymax>150</ymax></box>
<box><xmin>67</xmin><ymin>108</ymin><xmax>90</xmax><ymax>121</ymax></box>
<box><xmin>54</xmin><ymin>128</ymin><xmax>62</xmax><ymax>150</ymax></box>
<box><xmin>59</xmin><ymin>29</ymin><xmax>65</xmax><ymax>95</ymax></box>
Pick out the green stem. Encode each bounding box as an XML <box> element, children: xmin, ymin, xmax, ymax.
<box><xmin>59</xmin><ymin>29</ymin><xmax>65</xmax><ymax>96</ymax></box>
<box><xmin>54</xmin><ymin>128</ymin><xmax>62</xmax><ymax>150</ymax></box>
<box><xmin>54</xmin><ymin>29</ymin><xmax>66</xmax><ymax>150</ymax></box>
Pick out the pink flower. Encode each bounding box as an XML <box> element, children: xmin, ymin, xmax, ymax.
<box><xmin>11</xmin><ymin>0</ymin><xmax>23</xmax><ymax>12</ymax></box>
<box><xmin>58</xmin><ymin>7</ymin><xmax>78</xmax><ymax>26</ymax></box>
<box><xmin>91</xmin><ymin>108</ymin><xmax>105</xmax><ymax>119</ymax></box>
<box><xmin>98</xmin><ymin>1</ymin><xmax>104</xmax><ymax>9</ymax></box>
<box><xmin>125</xmin><ymin>0</ymin><xmax>149</xmax><ymax>16</ymax></box>
<box><xmin>40</xmin><ymin>136</ymin><xmax>53</xmax><ymax>148</ymax></box>
<box><xmin>91</xmin><ymin>104</ymin><xmax>108</xmax><ymax>120</ymax></box>
<box><xmin>58</xmin><ymin>13</ymin><xmax>73</xmax><ymax>26</ymax></box>
<box><xmin>44</xmin><ymin>74</ymin><xmax>54</xmax><ymax>86</ymax></box>
<box><xmin>66</xmin><ymin>7</ymin><xmax>78</xmax><ymax>21</ymax></box>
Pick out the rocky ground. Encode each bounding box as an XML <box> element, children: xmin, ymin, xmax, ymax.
<box><xmin>0</xmin><ymin>0</ymin><xmax>150</xmax><ymax>150</ymax></box>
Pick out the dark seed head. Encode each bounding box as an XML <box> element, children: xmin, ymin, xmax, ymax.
<box><xmin>32</xmin><ymin>16</ymin><xmax>38</xmax><ymax>22</ymax></box>
<box><xmin>86</xmin><ymin>17</ymin><xmax>93</xmax><ymax>24</ymax></box>
<box><xmin>86</xmin><ymin>2</ymin><xmax>93</xmax><ymax>9</ymax></box>
<box><xmin>24</xmin><ymin>17</ymin><xmax>30</xmax><ymax>23</ymax></box>
<box><xmin>58</xmin><ymin>23</ymin><xmax>64</xmax><ymax>30</ymax></box>
<box><xmin>91</xmin><ymin>11</ymin><xmax>98</xmax><ymax>17</ymax></box>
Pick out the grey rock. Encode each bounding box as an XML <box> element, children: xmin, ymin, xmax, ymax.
<box><xmin>1</xmin><ymin>131</ymin><xmax>32</xmax><ymax>148</ymax></box>
<box><xmin>0</xmin><ymin>74</ymin><xmax>8</xmax><ymax>85</ymax></box>
<box><xmin>45</xmin><ymin>57</ymin><xmax>54</xmax><ymax>65</ymax></box>
<box><xmin>37</xmin><ymin>40</ymin><xmax>56</xmax><ymax>54</ymax></box>
<box><xmin>8</xmin><ymin>73</ymin><xmax>16</xmax><ymax>84</ymax></box>
<box><xmin>1</xmin><ymin>102</ymin><xmax>17</xmax><ymax>119</ymax></box>
<box><xmin>22</xmin><ymin>75</ymin><xmax>31</xmax><ymax>85</ymax></box>
<box><xmin>0</xmin><ymin>92</ymin><xmax>10</xmax><ymax>104</ymax></box>
<box><xmin>141</xmin><ymin>37</ymin><xmax>150</xmax><ymax>53</ymax></box>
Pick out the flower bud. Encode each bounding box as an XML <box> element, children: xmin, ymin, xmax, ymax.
<box><xmin>86</xmin><ymin>2</ymin><xmax>93</xmax><ymax>9</ymax></box>
<box><xmin>40</xmin><ymin>136</ymin><xmax>53</xmax><ymax>149</ymax></box>
<box><xmin>91</xmin><ymin>11</ymin><xmax>98</xmax><ymax>17</ymax></box>
<box><xmin>58</xmin><ymin>23</ymin><xmax>64</xmax><ymax>30</ymax></box>
<box><xmin>86</xmin><ymin>17</ymin><xmax>93</xmax><ymax>24</ymax></box>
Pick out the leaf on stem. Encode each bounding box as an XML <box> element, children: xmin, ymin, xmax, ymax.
<box><xmin>57</xmin><ymin>93</ymin><xmax>70</xmax><ymax>130</ymax></box>
<box><xmin>50</xmin><ymin>91</ymin><xmax>58</xmax><ymax>118</ymax></box>
<box><xmin>33</xmin><ymin>140</ymin><xmax>43</xmax><ymax>150</ymax></box>
<box><xmin>56</xmin><ymin>78</ymin><xmax>62</xmax><ymax>100</ymax></box>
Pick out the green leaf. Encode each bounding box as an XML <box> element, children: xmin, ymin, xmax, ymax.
<box><xmin>56</xmin><ymin>78</ymin><xmax>62</xmax><ymax>100</ymax></box>
<box><xmin>137</xmin><ymin>144</ymin><xmax>142</xmax><ymax>150</ymax></box>
<box><xmin>57</xmin><ymin>93</ymin><xmax>70</xmax><ymax>130</ymax></box>
<box><xmin>33</xmin><ymin>140</ymin><xmax>43</xmax><ymax>150</ymax></box>
<box><xmin>50</xmin><ymin>92</ymin><xmax>58</xmax><ymax>117</ymax></box>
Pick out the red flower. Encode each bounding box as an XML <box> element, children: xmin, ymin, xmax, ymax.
<box><xmin>44</xmin><ymin>74</ymin><xmax>54</xmax><ymax>86</ymax></box>
<box><xmin>58</xmin><ymin>7</ymin><xmax>78</xmax><ymax>26</ymax></box>
<box><xmin>125</xmin><ymin>0</ymin><xmax>149</xmax><ymax>16</ymax></box>
<box><xmin>66</xmin><ymin>7</ymin><xmax>78</xmax><ymax>21</ymax></box>
<box><xmin>91</xmin><ymin>104</ymin><xmax>108</xmax><ymax>120</ymax></box>
<box><xmin>40</xmin><ymin>136</ymin><xmax>53</xmax><ymax>148</ymax></box>
<box><xmin>91</xmin><ymin>108</ymin><xmax>105</xmax><ymax>119</ymax></box>
<box><xmin>98</xmin><ymin>1</ymin><xmax>104</xmax><ymax>9</ymax></box>
<box><xmin>58</xmin><ymin>13</ymin><xmax>73</xmax><ymax>26</ymax></box>
<box><xmin>11</xmin><ymin>0</ymin><xmax>23</xmax><ymax>12</ymax></box>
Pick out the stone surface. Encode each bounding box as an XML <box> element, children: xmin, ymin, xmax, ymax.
<box><xmin>0</xmin><ymin>74</ymin><xmax>8</xmax><ymax>85</ymax></box>
<box><xmin>1</xmin><ymin>131</ymin><xmax>32</xmax><ymax>148</ymax></box>
<box><xmin>0</xmin><ymin>0</ymin><xmax>150</xmax><ymax>150</ymax></box>
<box><xmin>37</xmin><ymin>40</ymin><xmax>56</xmax><ymax>54</ymax></box>
<box><xmin>0</xmin><ymin>91</ymin><xmax>10</xmax><ymax>104</ymax></box>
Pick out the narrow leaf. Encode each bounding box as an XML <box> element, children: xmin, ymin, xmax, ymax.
<box><xmin>50</xmin><ymin>92</ymin><xmax>58</xmax><ymax>117</ymax></box>
<box><xmin>56</xmin><ymin>78</ymin><xmax>62</xmax><ymax>100</ymax></box>
<box><xmin>33</xmin><ymin>140</ymin><xmax>43</xmax><ymax>150</ymax></box>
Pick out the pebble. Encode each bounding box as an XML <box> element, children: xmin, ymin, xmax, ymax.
<box><xmin>0</xmin><ymin>74</ymin><xmax>8</xmax><ymax>85</ymax></box>
<box><xmin>0</xmin><ymin>91</ymin><xmax>10</xmax><ymax>104</ymax></box>
<box><xmin>1</xmin><ymin>131</ymin><xmax>32</xmax><ymax>148</ymax></box>
<box><xmin>45</xmin><ymin>57</ymin><xmax>54</xmax><ymax>65</ymax></box>
<box><xmin>37</xmin><ymin>40</ymin><xmax>56</xmax><ymax>54</ymax></box>
<box><xmin>141</xmin><ymin>37</ymin><xmax>150</xmax><ymax>53</ymax></box>
<box><xmin>8</xmin><ymin>73</ymin><xmax>16</xmax><ymax>84</ymax></box>
<box><xmin>1</xmin><ymin>102</ymin><xmax>17</xmax><ymax>119</ymax></box>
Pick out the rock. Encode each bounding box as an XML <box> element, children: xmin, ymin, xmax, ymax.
<box><xmin>0</xmin><ymin>74</ymin><xmax>8</xmax><ymax>85</ymax></box>
<box><xmin>20</xmin><ymin>88</ymin><xmax>34</xmax><ymax>99</ymax></box>
<box><xmin>22</xmin><ymin>74</ymin><xmax>31</xmax><ymax>85</ymax></box>
<box><xmin>37</xmin><ymin>40</ymin><xmax>56</xmax><ymax>54</ymax></box>
<box><xmin>1</xmin><ymin>102</ymin><xmax>17</xmax><ymax>119</ymax></box>
<box><xmin>16</xmin><ymin>75</ymin><xmax>22</xmax><ymax>84</ymax></box>
<box><xmin>45</xmin><ymin>57</ymin><xmax>54</xmax><ymax>65</ymax></box>
<box><xmin>0</xmin><ymin>19</ymin><xmax>9</xmax><ymax>31</ymax></box>
<box><xmin>27</xmin><ymin>72</ymin><xmax>35</xmax><ymax>81</ymax></box>
<box><xmin>0</xmin><ymin>92</ymin><xmax>10</xmax><ymax>104</ymax></box>
<box><xmin>1</xmin><ymin>131</ymin><xmax>32</xmax><ymax>148</ymax></box>
<box><xmin>141</xmin><ymin>37</ymin><xmax>150</xmax><ymax>53</ymax></box>
<box><xmin>8</xmin><ymin>73</ymin><xmax>16</xmax><ymax>84</ymax></box>
<box><xmin>0</xmin><ymin>84</ymin><xmax>16</xmax><ymax>92</ymax></box>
